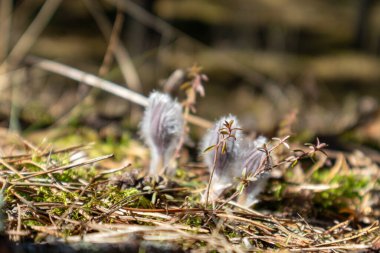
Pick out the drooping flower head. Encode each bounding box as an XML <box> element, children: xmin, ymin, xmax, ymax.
<box><xmin>141</xmin><ymin>92</ymin><xmax>184</xmax><ymax>176</ymax></box>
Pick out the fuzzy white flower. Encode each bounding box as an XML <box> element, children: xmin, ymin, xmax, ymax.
<box><xmin>141</xmin><ymin>92</ymin><xmax>184</xmax><ymax>176</ymax></box>
<box><xmin>237</xmin><ymin>136</ymin><xmax>270</xmax><ymax>207</ymax></box>
<box><xmin>201</xmin><ymin>115</ymin><xmax>243</xmax><ymax>202</ymax></box>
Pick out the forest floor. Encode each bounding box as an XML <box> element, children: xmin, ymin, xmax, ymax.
<box><xmin>0</xmin><ymin>122</ymin><xmax>379</xmax><ymax>252</ymax></box>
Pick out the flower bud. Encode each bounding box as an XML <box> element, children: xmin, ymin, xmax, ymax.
<box><xmin>141</xmin><ymin>92</ymin><xmax>184</xmax><ymax>176</ymax></box>
<box><xmin>237</xmin><ymin>136</ymin><xmax>270</xmax><ymax>207</ymax></box>
<box><xmin>201</xmin><ymin>115</ymin><xmax>243</xmax><ymax>202</ymax></box>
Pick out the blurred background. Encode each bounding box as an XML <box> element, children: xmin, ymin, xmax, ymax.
<box><xmin>1</xmin><ymin>0</ymin><xmax>380</xmax><ymax>150</ymax></box>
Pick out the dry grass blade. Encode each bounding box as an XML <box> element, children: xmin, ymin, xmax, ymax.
<box><xmin>216</xmin><ymin>213</ymin><xmax>274</xmax><ymax>233</ymax></box>
<box><xmin>315</xmin><ymin>222</ymin><xmax>379</xmax><ymax>247</ymax></box>
<box><xmin>0</xmin><ymin>143</ymin><xmax>89</xmax><ymax>161</ymax></box>
<box><xmin>12</xmin><ymin>154</ymin><xmax>113</xmax><ymax>182</ymax></box>
<box><xmin>289</xmin><ymin>244</ymin><xmax>371</xmax><ymax>252</ymax></box>
<box><xmin>0</xmin><ymin>159</ymin><xmax>25</xmax><ymax>178</ymax></box>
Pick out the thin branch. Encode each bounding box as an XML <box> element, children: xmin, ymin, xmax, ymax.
<box><xmin>0</xmin><ymin>0</ymin><xmax>12</xmax><ymax>62</ymax></box>
<box><xmin>83</xmin><ymin>0</ymin><xmax>142</xmax><ymax>91</ymax></box>
<box><xmin>0</xmin><ymin>143</ymin><xmax>89</xmax><ymax>161</ymax></box>
<box><xmin>0</xmin><ymin>0</ymin><xmax>62</xmax><ymax>69</ymax></box>
<box><xmin>108</xmin><ymin>0</ymin><xmax>266</xmax><ymax>85</ymax></box>
<box><xmin>25</xmin><ymin>56</ymin><xmax>212</xmax><ymax>129</ymax></box>
<box><xmin>289</xmin><ymin>244</ymin><xmax>370</xmax><ymax>252</ymax></box>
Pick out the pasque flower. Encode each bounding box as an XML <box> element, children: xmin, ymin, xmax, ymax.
<box><xmin>201</xmin><ymin>115</ymin><xmax>270</xmax><ymax>205</ymax></box>
<box><xmin>237</xmin><ymin>136</ymin><xmax>270</xmax><ymax>207</ymax></box>
<box><xmin>141</xmin><ymin>92</ymin><xmax>184</xmax><ymax>176</ymax></box>
<box><xmin>201</xmin><ymin>115</ymin><xmax>243</xmax><ymax>202</ymax></box>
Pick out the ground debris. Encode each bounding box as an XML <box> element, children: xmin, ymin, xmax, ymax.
<box><xmin>0</xmin><ymin>130</ymin><xmax>379</xmax><ymax>252</ymax></box>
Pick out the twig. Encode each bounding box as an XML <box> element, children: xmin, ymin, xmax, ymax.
<box><xmin>0</xmin><ymin>0</ymin><xmax>62</xmax><ymax>69</ymax></box>
<box><xmin>0</xmin><ymin>143</ymin><xmax>88</xmax><ymax>160</ymax></box>
<box><xmin>216</xmin><ymin>213</ymin><xmax>274</xmax><ymax>233</ymax></box>
<box><xmin>289</xmin><ymin>244</ymin><xmax>370</xmax><ymax>252</ymax></box>
<box><xmin>315</xmin><ymin>222</ymin><xmax>379</xmax><ymax>247</ymax></box>
<box><xmin>325</xmin><ymin>220</ymin><xmax>350</xmax><ymax>234</ymax></box>
<box><xmin>0</xmin><ymin>0</ymin><xmax>12</xmax><ymax>62</ymax></box>
<box><xmin>107</xmin><ymin>0</ymin><xmax>266</xmax><ymax>86</ymax></box>
<box><xmin>25</xmin><ymin>56</ymin><xmax>212</xmax><ymax>129</ymax></box>
<box><xmin>83</xmin><ymin>0</ymin><xmax>142</xmax><ymax>91</ymax></box>
<box><xmin>0</xmin><ymin>158</ymin><xmax>24</xmax><ymax>178</ymax></box>
<box><xmin>271</xmin><ymin>216</ymin><xmax>313</xmax><ymax>245</ymax></box>
<box><xmin>10</xmin><ymin>189</ymin><xmax>38</xmax><ymax>211</ymax></box>
<box><xmin>9</xmin><ymin>182</ymin><xmax>82</xmax><ymax>191</ymax></box>
<box><xmin>97</xmin><ymin>10</ymin><xmax>125</xmax><ymax>78</ymax></box>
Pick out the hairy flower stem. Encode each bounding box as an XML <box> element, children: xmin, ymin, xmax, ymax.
<box><xmin>204</xmin><ymin>144</ymin><xmax>220</xmax><ymax>208</ymax></box>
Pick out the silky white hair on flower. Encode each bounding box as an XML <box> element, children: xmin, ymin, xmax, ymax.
<box><xmin>141</xmin><ymin>91</ymin><xmax>184</xmax><ymax>176</ymax></box>
<box><xmin>238</xmin><ymin>173</ymin><xmax>269</xmax><ymax>207</ymax></box>
<box><xmin>240</xmin><ymin>137</ymin><xmax>267</xmax><ymax>179</ymax></box>
<box><xmin>201</xmin><ymin>115</ymin><xmax>243</xmax><ymax>202</ymax></box>
<box><xmin>201</xmin><ymin>115</ymin><xmax>271</xmax><ymax>205</ymax></box>
<box><xmin>237</xmin><ymin>136</ymin><xmax>270</xmax><ymax>207</ymax></box>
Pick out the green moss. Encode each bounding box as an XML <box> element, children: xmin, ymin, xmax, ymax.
<box><xmin>100</xmin><ymin>186</ymin><xmax>152</xmax><ymax>209</ymax></box>
<box><xmin>51</xmin><ymin>207</ymin><xmax>65</xmax><ymax>216</ymax></box>
<box><xmin>35</xmin><ymin>187</ymin><xmax>77</xmax><ymax>204</ymax></box>
<box><xmin>134</xmin><ymin>195</ymin><xmax>153</xmax><ymax>209</ymax></box>
<box><xmin>312</xmin><ymin>171</ymin><xmax>369</xmax><ymax>208</ymax></box>
<box><xmin>48</xmin><ymin>127</ymin><xmax>132</xmax><ymax>161</ymax></box>
<box><xmin>184</xmin><ymin>215</ymin><xmax>203</xmax><ymax>227</ymax></box>
<box><xmin>175</xmin><ymin>168</ymin><xmax>187</xmax><ymax>180</ymax></box>
<box><xmin>54</xmin><ymin>166</ymin><xmax>97</xmax><ymax>182</ymax></box>
<box><xmin>23</xmin><ymin>220</ymin><xmax>44</xmax><ymax>227</ymax></box>
<box><xmin>226</xmin><ymin>229</ymin><xmax>240</xmax><ymax>239</ymax></box>
<box><xmin>272</xmin><ymin>182</ymin><xmax>285</xmax><ymax>200</ymax></box>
